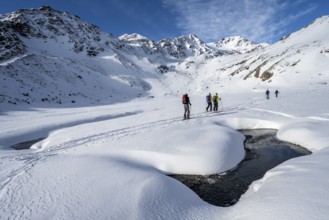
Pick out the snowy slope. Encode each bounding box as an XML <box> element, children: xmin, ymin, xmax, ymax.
<box><xmin>189</xmin><ymin>16</ymin><xmax>329</xmax><ymax>94</ymax></box>
<box><xmin>0</xmin><ymin>7</ymin><xmax>328</xmax><ymax>104</ymax></box>
<box><xmin>0</xmin><ymin>7</ymin><xmax>155</xmax><ymax>105</ymax></box>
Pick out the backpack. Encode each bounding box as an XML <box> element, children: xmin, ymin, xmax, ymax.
<box><xmin>182</xmin><ymin>94</ymin><xmax>188</xmax><ymax>104</ymax></box>
<box><xmin>213</xmin><ymin>95</ymin><xmax>218</xmax><ymax>103</ymax></box>
<box><xmin>206</xmin><ymin>95</ymin><xmax>210</xmax><ymax>102</ymax></box>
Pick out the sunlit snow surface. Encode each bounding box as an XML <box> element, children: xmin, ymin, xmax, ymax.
<box><xmin>1</xmin><ymin>87</ymin><xmax>329</xmax><ymax>220</ymax></box>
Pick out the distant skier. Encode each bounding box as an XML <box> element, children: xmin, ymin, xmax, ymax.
<box><xmin>265</xmin><ymin>89</ymin><xmax>270</xmax><ymax>100</ymax></box>
<box><xmin>213</xmin><ymin>93</ymin><xmax>220</xmax><ymax>111</ymax></box>
<box><xmin>275</xmin><ymin>90</ymin><xmax>280</xmax><ymax>98</ymax></box>
<box><xmin>182</xmin><ymin>93</ymin><xmax>192</xmax><ymax>120</ymax></box>
<box><xmin>206</xmin><ymin>93</ymin><xmax>212</xmax><ymax>112</ymax></box>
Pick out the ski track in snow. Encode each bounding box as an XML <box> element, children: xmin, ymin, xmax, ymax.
<box><xmin>306</xmin><ymin>116</ymin><xmax>329</xmax><ymax>121</ymax></box>
<box><xmin>246</xmin><ymin>107</ymin><xmax>297</xmax><ymax>119</ymax></box>
<box><xmin>1</xmin><ymin>92</ymin><xmax>329</xmax><ymax>219</ymax></box>
<box><xmin>0</xmin><ymin>94</ymin><xmax>286</xmax><ymax>208</ymax></box>
<box><xmin>0</xmin><ymin>96</ymin><xmax>318</xmax><ymax>218</ymax></box>
<box><xmin>247</xmin><ymin>107</ymin><xmax>329</xmax><ymax>122</ymax></box>
<box><xmin>0</xmin><ymin>103</ymin><xmax>247</xmax><ymax>203</ymax></box>
<box><xmin>0</xmin><ymin>113</ymin><xmax>190</xmax><ymax>200</ymax></box>
<box><xmin>1</xmin><ymin>98</ymin><xmax>259</xmax><ymax>182</ymax></box>
<box><xmin>0</xmin><ymin>113</ymin><xmax>212</xmax><ymax>218</ymax></box>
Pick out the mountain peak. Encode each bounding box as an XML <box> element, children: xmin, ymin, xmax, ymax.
<box><xmin>119</xmin><ymin>33</ymin><xmax>150</xmax><ymax>42</ymax></box>
<box><xmin>180</xmin><ymin>34</ymin><xmax>201</xmax><ymax>40</ymax></box>
<box><xmin>39</xmin><ymin>5</ymin><xmax>56</xmax><ymax>12</ymax></box>
<box><xmin>219</xmin><ymin>36</ymin><xmax>255</xmax><ymax>48</ymax></box>
<box><xmin>207</xmin><ymin>36</ymin><xmax>268</xmax><ymax>54</ymax></box>
<box><xmin>0</xmin><ymin>6</ymin><xmax>112</xmax><ymax>58</ymax></box>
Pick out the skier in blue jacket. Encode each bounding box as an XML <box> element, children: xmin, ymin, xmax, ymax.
<box><xmin>206</xmin><ymin>93</ymin><xmax>212</xmax><ymax>112</ymax></box>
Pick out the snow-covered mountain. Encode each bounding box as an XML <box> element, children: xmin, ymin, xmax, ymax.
<box><xmin>119</xmin><ymin>33</ymin><xmax>217</xmax><ymax>58</ymax></box>
<box><xmin>1</xmin><ymin>6</ymin><xmax>328</xmax><ymax>106</ymax></box>
<box><xmin>0</xmin><ymin>6</ymin><xmax>149</xmax><ymax>105</ymax></box>
<box><xmin>203</xmin><ymin>16</ymin><xmax>329</xmax><ymax>92</ymax></box>
<box><xmin>207</xmin><ymin>36</ymin><xmax>268</xmax><ymax>54</ymax></box>
<box><xmin>0</xmin><ymin>6</ymin><xmax>114</xmax><ymax>59</ymax></box>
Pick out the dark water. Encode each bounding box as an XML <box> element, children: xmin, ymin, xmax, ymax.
<box><xmin>170</xmin><ymin>129</ymin><xmax>311</xmax><ymax>207</ymax></box>
<box><xmin>11</xmin><ymin>138</ymin><xmax>45</xmax><ymax>150</ymax></box>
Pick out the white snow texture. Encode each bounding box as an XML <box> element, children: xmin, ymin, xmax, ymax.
<box><xmin>1</xmin><ymin>7</ymin><xmax>329</xmax><ymax>220</ymax></box>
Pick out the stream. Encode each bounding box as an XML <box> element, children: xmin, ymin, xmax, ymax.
<box><xmin>170</xmin><ymin>129</ymin><xmax>311</xmax><ymax>207</ymax></box>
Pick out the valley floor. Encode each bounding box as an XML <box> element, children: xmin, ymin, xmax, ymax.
<box><xmin>1</xmin><ymin>87</ymin><xmax>329</xmax><ymax>220</ymax></box>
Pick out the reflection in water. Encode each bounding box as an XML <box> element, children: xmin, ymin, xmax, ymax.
<box><xmin>170</xmin><ymin>129</ymin><xmax>311</xmax><ymax>207</ymax></box>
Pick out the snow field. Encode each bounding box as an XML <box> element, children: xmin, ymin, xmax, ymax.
<box><xmin>1</xmin><ymin>87</ymin><xmax>329</xmax><ymax>219</ymax></box>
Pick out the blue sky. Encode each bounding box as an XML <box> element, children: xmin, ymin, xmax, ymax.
<box><xmin>0</xmin><ymin>0</ymin><xmax>328</xmax><ymax>43</ymax></box>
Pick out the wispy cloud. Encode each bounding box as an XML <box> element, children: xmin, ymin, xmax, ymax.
<box><xmin>162</xmin><ymin>0</ymin><xmax>318</xmax><ymax>43</ymax></box>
